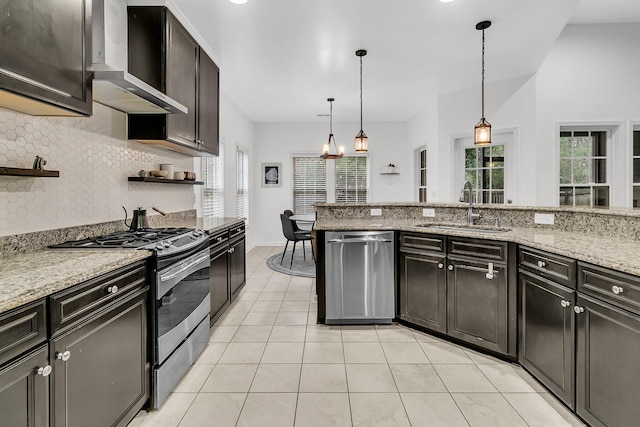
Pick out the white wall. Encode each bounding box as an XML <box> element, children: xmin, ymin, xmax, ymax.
<box><xmin>251</xmin><ymin>121</ymin><xmax>410</xmax><ymax>245</ymax></box>
<box><xmin>535</xmin><ymin>23</ymin><xmax>640</xmax><ymax>206</ymax></box>
<box><xmin>0</xmin><ymin>103</ymin><xmax>196</xmax><ymax>236</ymax></box>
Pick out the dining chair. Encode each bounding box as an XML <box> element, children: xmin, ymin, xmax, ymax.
<box><xmin>280</xmin><ymin>214</ymin><xmax>314</xmax><ymax>268</ymax></box>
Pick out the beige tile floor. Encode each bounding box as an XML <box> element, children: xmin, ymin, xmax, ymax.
<box><xmin>129</xmin><ymin>246</ymin><xmax>586</xmax><ymax>427</ymax></box>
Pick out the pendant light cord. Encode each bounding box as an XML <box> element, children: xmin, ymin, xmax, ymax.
<box><xmin>359</xmin><ymin>55</ymin><xmax>364</xmax><ymax>130</ymax></box>
<box><xmin>481</xmin><ymin>28</ymin><xmax>485</xmax><ymax>119</ymax></box>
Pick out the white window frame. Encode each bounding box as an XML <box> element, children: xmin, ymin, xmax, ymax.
<box><xmin>334</xmin><ymin>155</ymin><xmax>370</xmax><ymax>203</ymax></box>
<box><xmin>236</xmin><ymin>146</ymin><xmax>249</xmax><ymax>223</ymax></box>
<box><xmin>292</xmin><ymin>155</ymin><xmax>327</xmax><ymax>214</ymax></box>
<box><xmin>558</xmin><ymin>126</ymin><xmax>612</xmax><ymax>208</ymax></box>
<box><xmin>454</xmin><ymin>129</ymin><xmax>515</xmax><ymax>204</ymax></box>
<box><xmin>202</xmin><ymin>143</ymin><xmax>224</xmax><ymax>217</ymax></box>
<box><xmin>415</xmin><ymin>146</ymin><xmax>427</xmax><ymax>202</ymax></box>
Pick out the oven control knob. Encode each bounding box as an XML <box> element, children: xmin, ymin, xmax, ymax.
<box><xmin>156</xmin><ymin>244</ymin><xmax>164</xmax><ymax>251</ymax></box>
<box><xmin>164</xmin><ymin>241</ymin><xmax>171</xmax><ymax>248</ymax></box>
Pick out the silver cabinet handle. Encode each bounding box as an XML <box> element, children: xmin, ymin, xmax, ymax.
<box><xmin>448</xmin><ymin>265</ymin><xmax>454</xmax><ymax>271</ymax></box>
<box><xmin>561</xmin><ymin>300</ymin><xmax>571</xmax><ymax>307</ymax></box>
<box><xmin>612</xmin><ymin>285</ymin><xmax>624</xmax><ymax>295</ymax></box>
<box><xmin>229</xmin><ymin>247</ymin><xmax>235</xmax><ymax>254</ymax></box>
<box><xmin>437</xmin><ymin>263</ymin><xmax>443</xmax><ymax>269</ymax></box>
<box><xmin>573</xmin><ymin>306</ymin><xmax>585</xmax><ymax>314</ymax></box>
<box><xmin>107</xmin><ymin>285</ymin><xmax>118</xmax><ymax>294</ymax></box>
<box><xmin>57</xmin><ymin>351</ymin><xmax>71</xmax><ymax>362</ymax></box>
<box><xmin>537</xmin><ymin>260</ymin><xmax>546</xmax><ymax>268</ymax></box>
<box><xmin>37</xmin><ymin>365</ymin><xmax>52</xmax><ymax>376</ymax></box>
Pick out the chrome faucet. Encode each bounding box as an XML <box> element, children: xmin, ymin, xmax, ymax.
<box><xmin>459</xmin><ymin>180</ymin><xmax>481</xmax><ymax>226</ymax></box>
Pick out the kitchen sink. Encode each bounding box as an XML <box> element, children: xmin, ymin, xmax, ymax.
<box><xmin>418</xmin><ymin>224</ymin><xmax>511</xmax><ymax>234</ymax></box>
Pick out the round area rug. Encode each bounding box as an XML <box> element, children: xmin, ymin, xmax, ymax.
<box><xmin>266</xmin><ymin>249</ymin><xmax>316</xmax><ymax>278</ymax></box>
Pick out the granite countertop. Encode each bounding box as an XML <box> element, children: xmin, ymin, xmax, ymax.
<box><xmin>0</xmin><ymin>217</ymin><xmax>245</xmax><ymax>314</ymax></box>
<box><xmin>0</xmin><ymin>249</ymin><xmax>151</xmax><ymax>313</ymax></box>
<box><xmin>315</xmin><ymin>219</ymin><xmax>640</xmax><ymax>277</ymax></box>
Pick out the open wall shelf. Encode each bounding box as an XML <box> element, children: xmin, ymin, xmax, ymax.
<box><xmin>128</xmin><ymin>177</ymin><xmax>203</xmax><ymax>185</ymax></box>
<box><xmin>0</xmin><ymin>167</ymin><xmax>59</xmax><ymax>177</ymax></box>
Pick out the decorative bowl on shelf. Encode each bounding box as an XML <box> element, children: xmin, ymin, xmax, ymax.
<box><xmin>149</xmin><ymin>170</ymin><xmax>168</xmax><ymax>178</ymax></box>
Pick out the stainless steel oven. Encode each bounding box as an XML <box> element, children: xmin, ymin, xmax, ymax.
<box><xmin>51</xmin><ymin>227</ymin><xmax>211</xmax><ymax>409</ymax></box>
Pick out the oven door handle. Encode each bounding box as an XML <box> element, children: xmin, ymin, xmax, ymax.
<box><xmin>160</xmin><ymin>254</ymin><xmax>210</xmax><ymax>282</ymax></box>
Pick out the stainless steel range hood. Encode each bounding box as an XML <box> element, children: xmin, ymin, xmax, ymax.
<box><xmin>92</xmin><ymin>0</ymin><xmax>187</xmax><ymax>114</ymax></box>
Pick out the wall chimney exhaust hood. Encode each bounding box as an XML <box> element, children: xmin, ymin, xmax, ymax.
<box><xmin>92</xmin><ymin>0</ymin><xmax>187</xmax><ymax>114</ymax></box>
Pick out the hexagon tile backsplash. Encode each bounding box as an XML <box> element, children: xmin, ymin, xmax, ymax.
<box><xmin>0</xmin><ymin>103</ymin><xmax>196</xmax><ymax>236</ymax></box>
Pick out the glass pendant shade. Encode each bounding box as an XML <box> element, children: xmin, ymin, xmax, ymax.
<box><xmin>355</xmin><ymin>130</ymin><xmax>368</xmax><ymax>152</ymax></box>
<box><xmin>474</xmin><ymin>118</ymin><xmax>491</xmax><ymax>146</ymax></box>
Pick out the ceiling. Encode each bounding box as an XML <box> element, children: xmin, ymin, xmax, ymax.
<box><xmin>175</xmin><ymin>0</ymin><xmax>640</xmax><ymax>123</ymax></box>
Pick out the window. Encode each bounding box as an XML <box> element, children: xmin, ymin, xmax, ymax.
<box><xmin>236</xmin><ymin>147</ymin><xmax>249</xmax><ymax>222</ymax></box>
<box><xmin>417</xmin><ymin>147</ymin><xmax>427</xmax><ymax>202</ymax></box>
<box><xmin>335</xmin><ymin>156</ymin><xmax>369</xmax><ymax>203</ymax></box>
<box><xmin>202</xmin><ymin>143</ymin><xmax>224</xmax><ymax>217</ymax></box>
<box><xmin>634</xmin><ymin>131</ymin><xmax>640</xmax><ymax>208</ymax></box>
<box><xmin>559</xmin><ymin>130</ymin><xmax>609</xmax><ymax>208</ymax></box>
<box><xmin>292</xmin><ymin>156</ymin><xmax>327</xmax><ymax>214</ymax></box>
<box><xmin>464</xmin><ymin>145</ymin><xmax>505</xmax><ymax>204</ymax></box>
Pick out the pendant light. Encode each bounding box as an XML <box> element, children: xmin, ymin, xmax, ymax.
<box><xmin>320</xmin><ymin>98</ymin><xmax>345</xmax><ymax>159</ymax></box>
<box><xmin>474</xmin><ymin>20</ymin><xmax>492</xmax><ymax>146</ymax></box>
<box><xmin>355</xmin><ymin>49</ymin><xmax>368</xmax><ymax>153</ymax></box>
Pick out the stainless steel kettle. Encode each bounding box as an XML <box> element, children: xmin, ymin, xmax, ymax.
<box><xmin>123</xmin><ymin>206</ymin><xmax>150</xmax><ymax>231</ymax></box>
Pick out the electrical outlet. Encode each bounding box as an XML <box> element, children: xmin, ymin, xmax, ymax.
<box><xmin>534</xmin><ymin>213</ymin><xmax>555</xmax><ymax>225</ymax></box>
<box><xmin>422</xmin><ymin>208</ymin><xmax>435</xmax><ymax>217</ymax></box>
<box><xmin>370</xmin><ymin>208</ymin><xmax>382</xmax><ymax>216</ymax></box>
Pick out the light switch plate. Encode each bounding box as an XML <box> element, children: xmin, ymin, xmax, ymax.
<box><xmin>370</xmin><ymin>208</ymin><xmax>382</xmax><ymax>216</ymax></box>
<box><xmin>422</xmin><ymin>208</ymin><xmax>435</xmax><ymax>217</ymax></box>
<box><xmin>534</xmin><ymin>213</ymin><xmax>555</xmax><ymax>225</ymax></box>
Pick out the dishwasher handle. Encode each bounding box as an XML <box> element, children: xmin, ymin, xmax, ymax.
<box><xmin>328</xmin><ymin>237</ymin><xmax>392</xmax><ymax>244</ymax></box>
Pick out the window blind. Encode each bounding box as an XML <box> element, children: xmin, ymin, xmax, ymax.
<box><xmin>236</xmin><ymin>147</ymin><xmax>249</xmax><ymax>222</ymax></box>
<box><xmin>202</xmin><ymin>143</ymin><xmax>224</xmax><ymax>217</ymax></box>
<box><xmin>335</xmin><ymin>156</ymin><xmax>369</xmax><ymax>203</ymax></box>
<box><xmin>293</xmin><ymin>157</ymin><xmax>327</xmax><ymax>214</ymax></box>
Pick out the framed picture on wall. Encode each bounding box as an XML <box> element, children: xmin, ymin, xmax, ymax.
<box><xmin>261</xmin><ymin>163</ymin><xmax>282</xmax><ymax>187</ymax></box>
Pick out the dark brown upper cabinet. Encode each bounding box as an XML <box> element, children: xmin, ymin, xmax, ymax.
<box><xmin>127</xmin><ymin>7</ymin><xmax>219</xmax><ymax>157</ymax></box>
<box><xmin>0</xmin><ymin>0</ymin><xmax>92</xmax><ymax>116</ymax></box>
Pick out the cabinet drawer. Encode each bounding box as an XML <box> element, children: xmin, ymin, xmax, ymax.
<box><xmin>50</xmin><ymin>262</ymin><xmax>146</xmax><ymax>336</ymax></box>
<box><xmin>0</xmin><ymin>300</ymin><xmax>47</xmax><ymax>366</ymax></box>
<box><xmin>209</xmin><ymin>230</ymin><xmax>229</xmax><ymax>250</ymax></box>
<box><xmin>448</xmin><ymin>238</ymin><xmax>507</xmax><ymax>263</ymax></box>
<box><xmin>578</xmin><ymin>263</ymin><xmax>640</xmax><ymax>314</ymax></box>
<box><xmin>519</xmin><ymin>246</ymin><xmax>576</xmax><ymax>289</ymax></box>
<box><xmin>400</xmin><ymin>233</ymin><xmax>445</xmax><ymax>253</ymax></box>
<box><xmin>229</xmin><ymin>223</ymin><xmax>245</xmax><ymax>240</ymax></box>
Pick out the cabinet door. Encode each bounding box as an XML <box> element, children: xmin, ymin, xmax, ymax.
<box><xmin>165</xmin><ymin>12</ymin><xmax>197</xmax><ymax>147</ymax></box>
<box><xmin>51</xmin><ymin>290</ymin><xmax>148</xmax><ymax>427</ymax></box>
<box><xmin>399</xmin><ymin>249</ymin><xmax>446</xmax><ymax>333</ymax></box>
<box><xmin>447</xmin><ymin>259</ymin><xmax>508</xmax><ymax>354</ymax></box>
<box><xmin>210</xmin><ymin>243</ymin><xmax>230</xmax><ymax>326</ymax></box>
<box><xmin>229</xmin><ymin>237</ymin><xmax>246</xmax><ymax>301</ymax></box>
<box><xmin>519</xmin><ymin>271</ymin><xmax>574</xmax><ymax>408</ymax></box>
<box><xmin>197</xmin><ymin>50</ymin><xmax>220</xmax><ymax>155</ymax></box>
<box><xmin>0</xmin><ymin>345</ymin><xmax>49</xmax><ymax>427</ymax></box>
<box><xmin>0</xmin><ymin>0</ymin><xmax>91</xmax><ymax>115</ymax></box>
<box><xmin>576</xmin><ymin>294</ymin><xmax>640</xmax><ymax>427</ymax></box>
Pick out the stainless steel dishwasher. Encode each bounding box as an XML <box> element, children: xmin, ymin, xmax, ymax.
<box><xmin>325</xmin><ymin>231</ymin><xmax>395</xmax><ymax>324</ymax></box>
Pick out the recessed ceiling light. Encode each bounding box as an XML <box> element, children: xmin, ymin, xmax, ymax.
<box><xmin>440</xmin><ymin>0</ymin><xmax>455</xmax><ymax>3</ymax></box>
<box><xmin>229</xmin><ymin>0</ymin><xmax>248</xmax><ymax>4</ymax></box>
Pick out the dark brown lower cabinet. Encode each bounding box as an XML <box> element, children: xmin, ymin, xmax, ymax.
<box><xmin>229</xmin><ymin>236</ymin><xmax>246</xmax><ymax>300</ymax></box>
<box><xmin>0</xmin><ymin>345</ymin><xmax>49</xmax><ymax>427</ymax></box>
<box><xmin>398</xmin><ymin>248</ymin><xmax>446</xmax><ymax>333</ymax></box>
<box><xmin>519</xmin><ymin>271</ymin><xmax>575</xmax><ymax>408</ymax></box>
<box><xmin>576</xmin><ymin>294</ymin><xmax>640</xmax><ymax>427</ymax></box>
<box><xmin>210</xmin><ymin>236</ymin><xmax>230</xmax><ymax>326</ymax></box>
<box><xmin>447</xmin><ymin>258</ymin><xmax>508</xmax><ymax>354</ymax></box>
<box><xmin>50</xmin><ymin>288</ymin><xmax>148</xmax><ymax>427</ymax></box>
